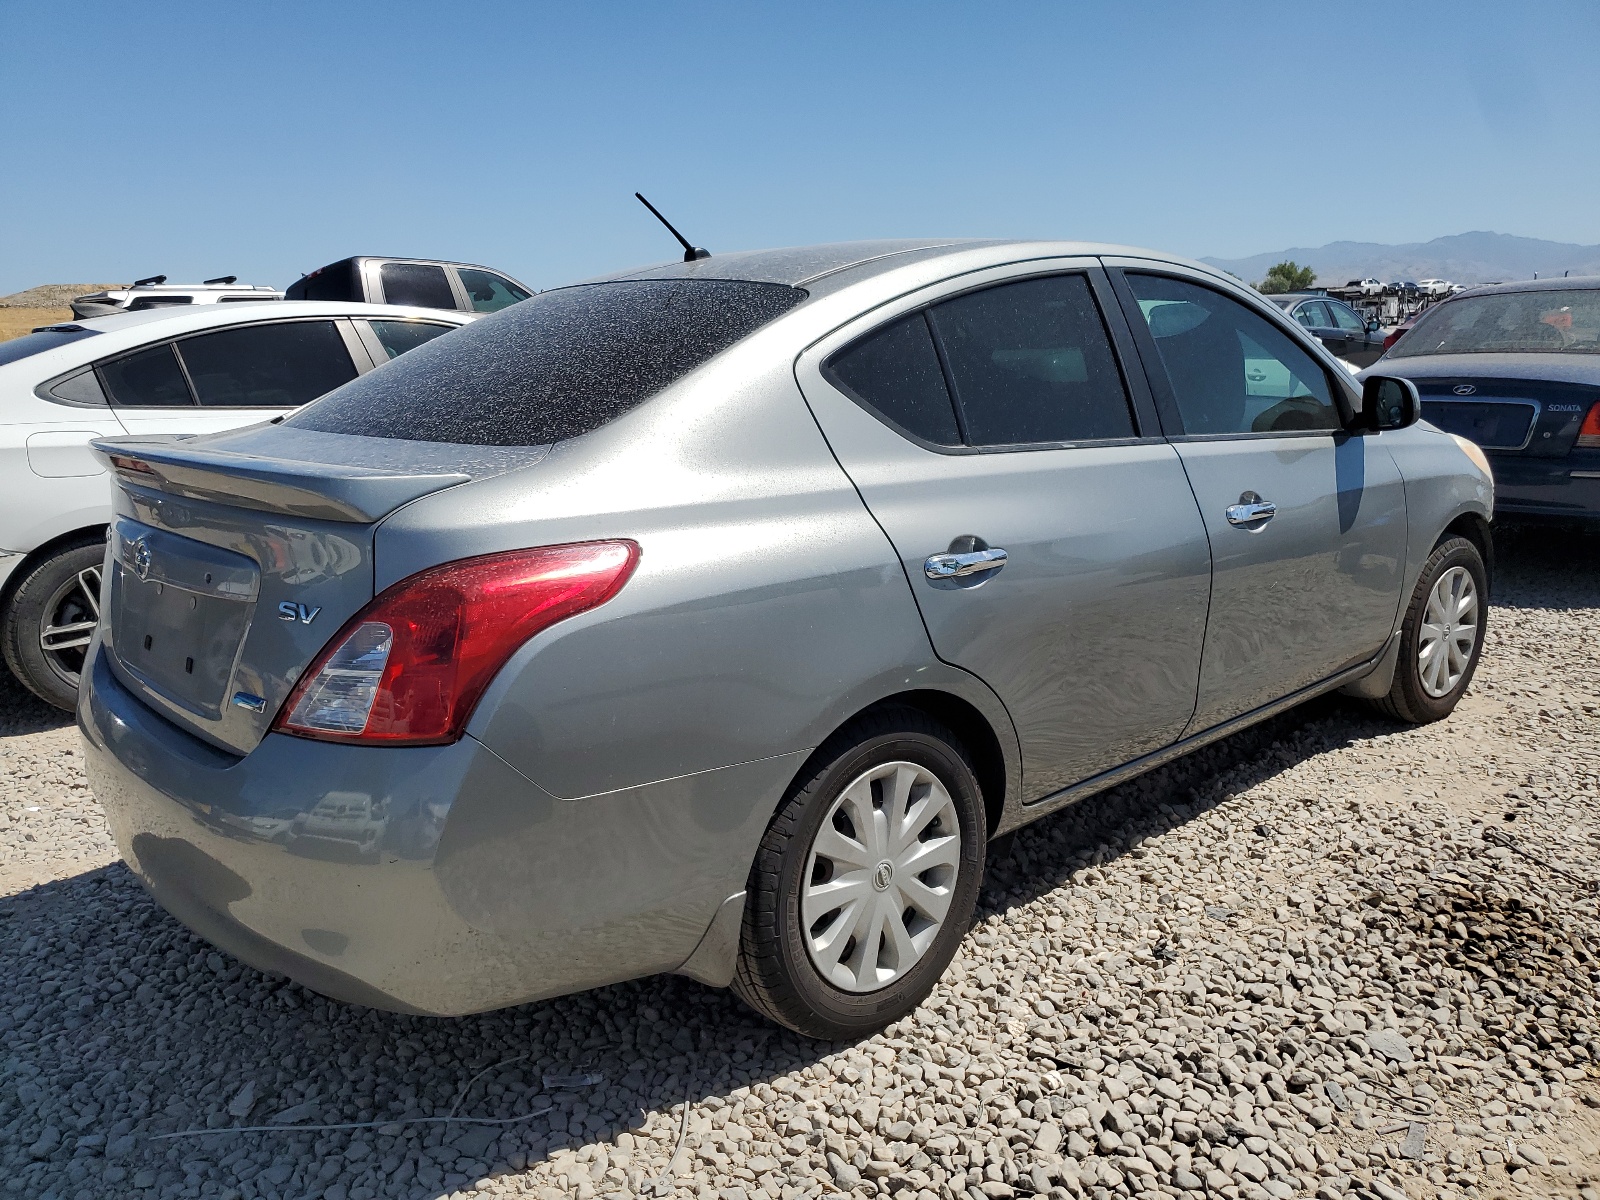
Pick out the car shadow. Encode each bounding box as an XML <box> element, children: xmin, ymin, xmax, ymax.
<box><xmin>4</xmin><ymin>521</ymin><xmax>1596</xmax><ymax>1199</ymax></box>
<box><xmin>0</xmin><ymin>666</ymin><xmax>75</xmax><ymax>738</ymax></box>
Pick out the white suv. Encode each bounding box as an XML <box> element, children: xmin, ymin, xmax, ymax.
<box><xmin>70</xmin><ymin>275</ymin><xmax>284</xmax><ymax>318</ymax></box>
<box><xmin>0</xmin><ymin>301</ymin><xmax>473</xmax><ymax>708</ymax></box>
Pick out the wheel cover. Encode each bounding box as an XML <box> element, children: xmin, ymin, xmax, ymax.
<box><xmin>37</xmin><ymin>565</ymin><xmax>102</xmax><ymax>692</ymax></box>
<box><xmin>1417</xmin><ymin>565</ymin><xmax>1478</xmax><ymax>698</ymax></box>
<box><xmin>801</xmin><ymin>760</ymin><xmax>962</xmax><ymax>993</ymax></box>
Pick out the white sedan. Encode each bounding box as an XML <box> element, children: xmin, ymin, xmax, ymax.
<box><xmin>0</xmin><ymin>300</ymin><xmax>474</xmax><ymax>708</ymax></box>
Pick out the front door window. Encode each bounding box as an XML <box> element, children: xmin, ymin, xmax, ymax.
<box><xmin>1129</xmin><ymin>276</ymin><xmax>1340</xmax><ymax>434</ymax></box>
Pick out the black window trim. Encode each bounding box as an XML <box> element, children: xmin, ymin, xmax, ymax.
<box><xmin>34</xmin><ymin>365</ymin><xmax>110</xmax><ymax>408</ymax></box>
<box><xmin>820</xmin><ymin>263</ymin><xmax>1161</xmax><ymax>457</ymax></box>
<box><xmin>92</xmin><ymin>316</ymin><xmax>367</xmax><ymax>409</ymax></box>
<box><xmin>1102</xmin><ymin>263</ymin><xmax>1361</xmax><ymax>441</ymax></box>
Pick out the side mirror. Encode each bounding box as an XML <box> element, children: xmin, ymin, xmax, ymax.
<box><xmin>1361</xmin><ymin>375</ymin><xmax>1420</xmax><ymax>431</ymax></box>
<box><xmin>1366</xmin><ymin>317</ymin><xmax>1381</xmax><ymax>332</ymax></box>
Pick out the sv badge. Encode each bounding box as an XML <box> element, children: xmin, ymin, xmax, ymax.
<box><xmin>277</xmin><ymin>601</ymin><xmax>321</xmax><ymax>625</ymax></box>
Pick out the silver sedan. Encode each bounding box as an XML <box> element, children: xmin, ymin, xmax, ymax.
<box><xmin>80</xmin><ymin>240</ymin><xmax>1493</xmax><ymax>1039</ymax></box>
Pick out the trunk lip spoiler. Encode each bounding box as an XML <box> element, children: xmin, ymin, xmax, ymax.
<box><xmin>90</xmin><ymin>435</ymin><xmax>510</xmax><ymax>524</ymax></box>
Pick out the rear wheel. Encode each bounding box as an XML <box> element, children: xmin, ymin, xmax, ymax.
<box><xmin>732</xmin><ymin>708</ymin><xmax>986</xmax><ymax>1040</ymax></box>
<box><xmin>1371</xmin><ymin>535</ymin><xmax>1487</xmax><ymax>724</ymax></box>
<box><xmin>2</xmin><ymin>536</ymin><xmax>106</xmax><ymax>711</ymax></box>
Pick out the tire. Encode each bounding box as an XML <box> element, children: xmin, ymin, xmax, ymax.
<box><xmin>2</xmin><ymin>536</ymin><xmax>107</xmax><ymax>712</ymax></box>
<box><xmin>1370</xmin><ymin>535</ymin><xmax>1487</xmax><ymax>725</ymax></box>
<box><xmin>732</xmin><ymin>707</ymin><xmax>986</xmax><ymax>1040</ymax></box>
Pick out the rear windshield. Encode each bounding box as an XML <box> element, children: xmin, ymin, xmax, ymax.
<box><xmin>286</xmin><ymin>279</ymin><xmax>807</xmax><ymax>445</ymax></box>
<box><xmin>0</xmin><ymin>326</ymin><xmax>99</xmax><ymax>367</ymax></box>
<box><xmin>1391</xmin><ymin>289</ymin><xmax>1600</xmax><ymax>357</ymax></box>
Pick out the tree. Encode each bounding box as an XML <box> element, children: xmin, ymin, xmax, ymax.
<box><xmin>1258</xmin><ymin>261</ymin><xmax>1316</xmax><ymax>294</ymax></box>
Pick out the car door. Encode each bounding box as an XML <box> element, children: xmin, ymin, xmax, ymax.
<box><xmin>106</xmin><ymin>319</ymin><xmax>364</xmax><ymax>437</ymax></box>
<box><xmin>1108</xmin><ymin>265</ymin><xmax>1408</xmax><ymax>731</ymax></box>
<box><xmin>1292</xmin><ymin>300</ymin><xmax>1349</xmax><ymax>358</ymax></box>
<box><xmin>797</xmin><ymin>263</ymin><xmax>1212</xmax><ymax>798</ymax></box>
<box><xmin>1328</xmin><ymin>300</ymin><xmax>1384</xmax><ymax>366</ymax></box>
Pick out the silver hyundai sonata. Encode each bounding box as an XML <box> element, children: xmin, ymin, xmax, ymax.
<box><xmin>80</xmin><ymin>240</ymin><xmax>1494</xmax><ymax>1039</ymax></box>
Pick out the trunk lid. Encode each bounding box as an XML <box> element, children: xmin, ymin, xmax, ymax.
<box><xmin>91</xmin><ymin>424</ymin><xmax>546</xmax><ymax>754</ymax></box>
<box><xmin>1384</xmin><ymin>353</ymin><xmax>1600</xmax><ymax>457</ymax></box>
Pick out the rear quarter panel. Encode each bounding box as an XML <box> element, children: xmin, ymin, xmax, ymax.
<box><xmin>377</xmin><ymin>339</ymin><xmax>1013</xmax><ymax>802</ymax></box>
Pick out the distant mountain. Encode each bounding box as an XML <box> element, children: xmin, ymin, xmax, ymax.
<box><xmin>1202</xmin><ymin>232</ymin><xmax>1600</xmax><ymax>287</ymax></box>
<box><xmin>0</xmin><ymin>283</ymin><xmax>124</xmax><ymax>308</ymax></box>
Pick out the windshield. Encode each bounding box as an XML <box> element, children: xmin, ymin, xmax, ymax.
<box><xmin>0</xmin><ymin>326</ymin><xmax>100</xmax><ymax>368</ymax></box>
<box><xmin>288</xmin><ymin>279</ymin><xmax>807</xmax><ymax>446</ymax></box>
<box><xmin>1390</xmin><ymin>289</ymin><xmax>1600</xmax><ymax>357</ymax></box>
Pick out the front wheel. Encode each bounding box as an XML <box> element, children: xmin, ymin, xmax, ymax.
<box><xmin>1371</xmin><ymin>535</ymin><xmax>1488</xmax><ymax>724</ymax></box>
<box><xmin>732</xmin><ymin>708</ymin><xmax>986</xmax><ymax>1040</ymax></box>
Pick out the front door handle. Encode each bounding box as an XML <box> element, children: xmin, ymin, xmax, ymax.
<box><xmin>1225</xmin><ymin>498</ymin><xmax>1278</xmax><ymax>526</ymax></box>
<box><xmin>924</xmin><ymin>548</ymin><xmax>1008</xmax><ymax>579</ymax></box>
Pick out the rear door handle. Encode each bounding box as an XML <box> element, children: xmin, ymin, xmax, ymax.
<box><xmin>924</xmin><ymin>548</ymin><xmax>1008</xmax><ymax>579</ymax></box>
<box><xmin>1225</xmin><ymin>499</ymin><xmax>1277</xmax><ymax>526</ymax></box>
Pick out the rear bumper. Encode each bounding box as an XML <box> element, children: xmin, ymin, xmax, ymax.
<box><xmin>79</xmin><ymin>644</ymin><xmax>795</xmax><ymax>1015</ymax></box>
<box><xmin>1488</xmin><ymin>451</ymin><xmax>1600</xmax><ymax>521</ymax></box>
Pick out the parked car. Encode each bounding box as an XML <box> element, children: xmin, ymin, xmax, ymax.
<box><xmin>1346</xmin><ymin>278</ymin><xmax>1383</xmax><ymax>296</ymax></box>
<box><xmin>71</xmin><ymin>275</ymin><xmax>282</xmax><ymax>319</ymax></box>
<box><xmin>285</xmin><ymin>257</ymin><xmax>532</xmax><ymax>314</ymax></box>
<box><xmin>1382</xmin><ymin>305</ymin><xmax>1429</xmax><ymax>353</ymax></box>
<box><xmin>1418</xmin><ymin>279</ymin><xmax>1455</xmax><ymax>298</ymax></box>
<box><xmin>1269</xmin><ymin>292</ymin><xmax>1388</xmax><ymax>366</ymax></box>
<box><xmin>81</xmin><ymin>239</ymin><xmax>1492</xmax><ymax>1039</ymax></box>
<box><xmin>0</xmin><ymin>301</ymin><xmax>473</xmax><ymax>709</ymax></box>
<box><xmin>1371</xmin><ymin>276</ymin><xmax>1600</xmax><ymax>524</ymax></box>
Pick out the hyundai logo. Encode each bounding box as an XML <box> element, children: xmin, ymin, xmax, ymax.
<box><xmin>1453</xmin><ymin>384</ymin><xmax>1477</xmax><ymax>396</ymax></box>
<box><xmin>131</xmin><ymin>537</ymin><xmax>152</xmax><ymax>581</ymax></box>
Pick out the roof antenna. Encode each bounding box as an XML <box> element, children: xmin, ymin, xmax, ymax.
<box><xmin>635</xmin><ymin>192</ymin><xmax>710</xmax><ymax>262</ymax></box>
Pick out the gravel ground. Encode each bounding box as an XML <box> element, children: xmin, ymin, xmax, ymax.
<box><xmin>3</xmin><ymin>523</ymin><xmax>1598</xmax><ymax>1200</ymax></box>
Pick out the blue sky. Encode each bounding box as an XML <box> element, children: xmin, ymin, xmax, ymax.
<box><xmin>2</xmin><ymin>2</ymin><xmax>1596</xmax><ymax>295</ymax></box>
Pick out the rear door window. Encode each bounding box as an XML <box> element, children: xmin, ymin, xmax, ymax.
<box><xmin>1294</xmin><ymin>301</ymin><xmax>1332</xmax><ymax>328</ymax></box>
<box><xmin>927</xmin><ymin>274</ymin><xmax>1135</xmax><ymax>446</ymax></box>
<box><xmin>456</xmin><ymin>268</ymin><xmax>531</xmax><ymax>313</ymax></box>
<box><xmin>175</xmin><ymin>321</ymin><xmax>359</xmax><ymax>407</ymax></box>
<box><xmin>367</xmin><ymin>320</ymin><xmax>458</xmax><ymax>360</ymax></box>
<box><xmin>824</xmin><ymin>313</ymin><xmax>961</xmax><ymax>446</ymax></box>
<box><xmin>380</xmin><ymin>262</ymin><xmax>458</xmax><ymax>310</ymax></box>
<box><xmin>287</xmin><ymin>279</ymin><xmax>807</xmax><ymax>445</ymax></box>
<box><xmin>99</xmin><ymin>344</ymin><xmax>195</xmax><ymax>407</ymax></box>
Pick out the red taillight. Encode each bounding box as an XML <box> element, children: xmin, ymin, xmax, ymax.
<box><xmin>1578</xmin><ymin>402</ymin><xmax>1600</xmax><ymax>448</ymax></box>
<box><xmin>1383</xmin><ymin>329</ymin><xmax>1403</xmax><ymax>352</ymax></box>
<box><xmin>274</xmin><ymin>540</ymin><xmax>639</xmax><ymax>745</ymax></box>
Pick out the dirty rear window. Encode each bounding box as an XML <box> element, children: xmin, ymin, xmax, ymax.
<box><xmin>1390</xmin><ymin>288</ymin><xmax>1600</xmax><ymax>356</ymax></box>
<box><xmin>286</xmin><ymin>279</ymin><xmax>807</xmax><ymax>446</ymax></box>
